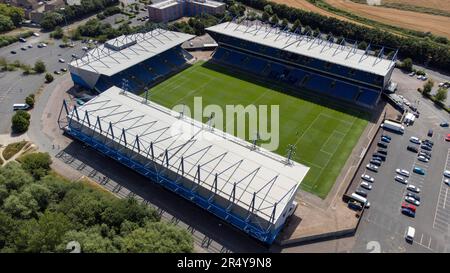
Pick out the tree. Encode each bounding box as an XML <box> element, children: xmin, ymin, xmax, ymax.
<box><xmin>34</xmin><ymin>60</ymin><xmax>46</xmax><ymax>74</ymax></box>
<box><xmin>291</xmin><ymin>19</ymin><xmax>301</xmax><ymax>32</ymax></box>
<box><xmin>119</xmin><ymin>222</ymin><xmax>193</xmax><ymax>253</ymax></box>
<box><xmin>264</xmin><ymin>4</ymin><xmax>273</xmax><ymax>15</ymax></box>
<box><xmin>11</xmin><ymin>110</ymin><xmax>30</xmax><ymax>134</ymax></box>
<box><xmin>261</xmin><ymin>11</ymin><xmax>270</xmax><ymax>22</ymax></box>
<box><xmin>45</xmin><ymin>73</ymin><xmax>54</xmax><ymax>83</ymax></box>
<box><xmin>0</xmin><ymin>14</ymin><xmax>14</xmax><ymax>32</ymax></box>
<box><xmin>0</xmin><ymin>162</ymin><xmax>33</xmax><ymax>191</ymax></box>
<box><xmin>25</xmin><ymin>95</ymin><xmax>34</xmax><ymax>108</ymax></box>
<box><xmin>402</xmin><ymin>58</ymin><xmax>413</xmax><ymax>72</ymax></box>
<box><xmin>422</xmin><ymin>79</ymin><xmax>434</xmax><ymax>95</ymax></box>
<box><xmin>57</xmin><ymin>228</ymin><xmax>118</xmax><ymax>253</ymax></box>
<box><xmin>50</xmin><ymin>26</ymin><xmax>64</xmax><ymax>39</ymax></box>
<box><xmin>435</xmin><ymin>87</ymin><xmax>448</xmax><ymax>102</ymax></box>
<box><xmin>20</xmin><ymin>152</ymin><xmax>52</xmax><ymax>180</ymax></box>
<box><xmin>281</xmin><ymin>18</ymin><xmax>288</xmax><ymax>29</ymax></box>
<box><xmin>270</xmin><ymin>14</ymin><xmax>279</xmax><ymax>25</ymax></box>
<box><xmin>358</xmin><ymin>41</ymin><xmax>368</xmax><ymax>50</ymax></box>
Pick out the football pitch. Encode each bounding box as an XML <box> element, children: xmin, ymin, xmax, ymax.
<box><xmin>143</xmin><ymin>61</ymin><xmax>370</xmax><ymax>199</ymax></box>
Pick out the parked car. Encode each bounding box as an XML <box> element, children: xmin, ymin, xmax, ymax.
<box><xmin>408</xmin><ymin>72</ymin><xmax>415</xmax><ymax>77</ymax></box>
<box><xmin>361</xmin><ymin>174</ymin><xmax>374</xmax><ymax>183</ymax></box>
<box><xmin>10</xmin><ymin>50</ymin><xmax>16</xmax><ymax>54</ymax></box>
<box><xmin>20</xmin><ymin>47</ymin><xmax>26</xmax><ymax>51</ymax></box>
<box><xmin>396</xmin><ymin>169</ymin><xmax>410</xmax><ymax>177</ymax></box>
<box><xmin>405</xmin><ymin>196</ymin><xmax>420</xmax><ymax>206</ymax></box>
<box><xmin>406</xmin><ymin>192</ymin><xmax>421</xmax><ymax>201</ymax></box>
<box><xmin>58</xmin><ymin>58</ymin><xmax>65</xmax><ymax>63</ymax></box>
<box><xmin>401</xmin><ymin>202</ymin><xmax>417</xmax><ymax>213</ymax></box>
<box><xmin>413</xmin><ymin>167</ymin><xmax>426</xmax><ymax>175</ymax></box>
<box><xmin>446</xmin><ymin>134</ymin><xmax>450</xmax><ymax>142</ymax></box>
<box><xmin>360</xmin><ymin>182</ymin><xmax>372</xmax><ymax>190</ymax></box>
<box><xmin>370</xmin><ymin>159</ymin><xmax>382</xmax><ymax>166</ymax></box>
<box><xmin>428</xmin><ymin>129</ymin><xmax>433</xmax><ymax>137</ymax></box>
<box><xmin>366</xmin><ymin>164</ymin><xmax>378</xmax><ymax>172</ymax></box>
<box><xmin>440</xmin><ymin>122</ymin><xmax>449</xmax><ymax>127</ymax></box>
<box><xmin>417</xmin><ymin>156</ymin><xmax>429</xmax><ymax>163</ymax></box>
<box><xmin>421</xmin><ymin>145</ymin><xmax>432</xmax><ymax>151</ymax></box>
<box><xmin>443</xmin><ymin>170</ymin><xmax>450</xmax><ymax>178</ymax></box>
<box><xmin>377</xmin><ymin>142</ymin><xmax>388</xmax><ymax>149</ymax></box>
<box><xmin>401</xmin><ymin>207</ymin><xmax>415</xmax><ymax>217</ymax></box>
<box><xmin>423</xmin><ymin>139</ymin><xmax>434</xmax><ymax>146</ymax></box>
<box><xmin>373</xmin><ymin>155</ymin><xmax>384</xmax><ymax>162</ymax></box>
<box><xmin>420</xmin><ymin>150</ymin><xmax>432</xmax><ymax>157</ymax></box>
<box><xmin>381</xmin><ymin>136</ymin><xmax>391</xmax><ymax>143</ymax></box>
<box><xmin>395</xmin><ymin>175</ymin><xmax>408</xmax><ymax>184</ymax></box>
<box><xmin>19</xmin><ymin>37</ymin><xmax>26</xmax><ymax>42</ymax></box>
<box><xmin>355</xmin><ymin>188</ymin><xmax>368</xmax><ymax>197</ymax></box>
<box><xmin>60</xmin><ymin>68</ymin><xmax>67</xmax><ymax>72</ymax></box>
<box><xmin>407</xmin><ymin>184</ymin><xmax>420</xmax><ymax>193</ymax></box>
<box><xmin>27</xmin><ymin>44</ymin><xmax>33</xmax><ymax>48</ymax></box>
<box><xmin>409</xmin><ymin>136</ymin><xmax>421</xmax><ymax>144</ymax></box>
<box><xmin>32</xmin><ymin>32</ymin><xmax>40</xmax><ymax>37</ymax></box>
<box><xmin>407</xmin><ymin>145</ymin><xmax>418</xmax><ymax>153</ymax></box>
<box><xmin>445</xmin><ymin>179</ymin><xmax>450</xmax><ymax>186</ymax></box>
<box><xmin>377</xmin><ymin>149</ymin><xmax>388</xmax><ymax>155</ymax></box>
<box><xmin>418</xmin><ymin>152</ymin><xmax>431</xmax><ymax>160</ymax></box>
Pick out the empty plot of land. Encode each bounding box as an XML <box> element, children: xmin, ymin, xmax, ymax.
<box><xmin>325</xmin><ymin>0</ymin><xmax>450</xmax><ymax>38</ymax></box>
<box><xmin>144</xmin><ymin>61</ymin><xmax>368</xmax><ymax>199</ymax></box>
<box><xmin>382</xmin><ymin>0</ymin><xmax>450</xmax><ymax>14</ymax></box>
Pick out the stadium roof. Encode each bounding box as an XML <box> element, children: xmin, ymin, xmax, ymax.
<box><xmin>71</xmin><ymin>86</ymin><xmax>308</xmax><ymax>223</ymax></box>
<box><xmin>69</xmin><ymin>29</ymin><xmax>194</xmax><ymax>76</ymax></box>
<box><xmin>206</xmin><ymin>21</ymin><xmax>395</xmax><ymax>76</ymax></box>
<box><xmin>150</xmin><ymin>0</ymin><xmax>224</xmax><ymax>9</ymax></box>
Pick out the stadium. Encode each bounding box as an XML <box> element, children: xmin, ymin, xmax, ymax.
<box><xmin>64</xmin><ymin>19</ymin><xmax>396</xmax><ymax>244</ymax></box>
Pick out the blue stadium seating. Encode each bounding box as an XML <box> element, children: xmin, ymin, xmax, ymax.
<box><xmin>356</xmin><ymin>89</ymin><xmax>379</xmax><ymax>106</ymax></box>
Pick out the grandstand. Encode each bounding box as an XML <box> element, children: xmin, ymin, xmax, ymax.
<box><xmin>68</xmin><ymin>29</ymin><xmax>195</xmax><ymax>93</ymax></box>
<box><xmin>62</xmin><ymin>86</ymin><xmax>309</xmax><ymax>244</ymax></box>
<box><xmin>206</xmin><ymin>20</ymin><xmax>398</xmax><ymax>108</ymax></box>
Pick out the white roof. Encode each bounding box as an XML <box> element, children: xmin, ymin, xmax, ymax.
<box><xmin>150</xmin><ymin>0</ymin><xmax>224</xmax><ymax>9</ymax></box>
<box><xmin>69</xmin><ymin>29</ymin><xmax>194</xmax><ymax>76</ymax></box>
<box><xmin>206</xmin><ymin>21</ymin><xmax>393</xmax><ymax>76</ymax></box>
<box><xmin>70</xmin><ymin>87</ymin><xmax>308</xmax><ymax>223</ymax></box>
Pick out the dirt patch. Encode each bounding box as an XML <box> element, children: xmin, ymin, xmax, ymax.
<box><xmin>325</xmin><ymin>0</ymin><xmax>450</xmax><ymax>38</ymax></box>
<box><xmin>2</xmin><ymin>141</ymin><xmax>28</xmax><ymax>160</ymax></box>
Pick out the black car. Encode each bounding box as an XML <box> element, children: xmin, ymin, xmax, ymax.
<box><xmin>370</xmin><ymin>159</ymin><xmax>382</xmax><ymax>166</ymax></box>
<box><xmin>377</xmin><ymin>142</ymin><xmax>388</xmax><ymax>149</ymax></box>
<box><xmin>421</xmin><ymin>145</ymin><xmax>432</xmax><ymax>151</ymax></box>
<box><xmin>421</xmin><ymin>150</ymin><xmax>432</xmax><ymax>157</ymax></box>
<box><xmin>373</xmin><ymin>153</ymin><xmax>386</xmax><ymax>161</ymax></box>
<box><xmin>355</xmin><ymin>188</ymin><xmax>368</xmax><ymax>197</ymax></box>
<box><xmin>428</xmin><ymin>129</ymin><xmax>433</xmax><ymax>137</ymax></box>
<box><xmin>423</xmin><ymin>139</ymin><xmax>434</xmax><ymax>146</ymax></box>
<box><xmin>377</xmin><ymin>149</ymin><xmax>388</xmax><ymax>155</ymax></box>
<box><xmin>407</xmin><ymin>145</ymin><xmax>419</xmax><ymax>153</ymax></box>
<box><xmin>10</xmin><ymin>50</ymin><xmax>16</xmax><ymax>54</ymax></box>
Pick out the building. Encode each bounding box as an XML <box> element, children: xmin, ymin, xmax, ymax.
<box><xmin>0</xmin><ymin>0</ymin><xmax>65</xmax><ymax>23</ymax></box>
<box><xmin>61</xmin><ymin>86</ymin><xmax>308</xmax><ymax>244</ymax></box>
<box><xmin>69</xmin><ymin>29</ymin><xmax>195</xmax><ymax>92</ymax></box>
<box><xmin>205</xmin><ymin>20</ymin><xmax>398</xmax><ymax>108</ymax></box>
<box><xmin>148</xmin><ymin>0</ymin><xmax>225</xmax><ymax>23</ymax></box>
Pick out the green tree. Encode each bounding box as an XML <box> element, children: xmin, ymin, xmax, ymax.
<box><xmin>291</xmin><ymin>19</ymin><xmax>301</xmax><ymax>32</ymax></box>
<box><xmin>270</xmin><ymin>14</ymin><xmax>279</xmax><ymax>25</ymax></box>
<box><xmin>423</xmin><ymin>79</ymin><xmax>434</xmax><ymax>95</ymax></box>
<box><xmin>34</xmin><ymin>60</ymin><xmax>46</xmax><ymax>74</ymax></box>
<box><xmin>25</xmin><ymin>95</ymin><xmax>34</xmax><ymax>108</ymax></box>
<box><xmin>11</xmin><ymin>110</ymin><xmax>30</xmax><ymax>134</ymax></box>
<box><xmin>120</xmin><ymin>222</ymin><xmax>193</xmax><ymax>253</ymax></box>
<box><xmin>0</xmin><ymin>162</ymin><xmax>33</xmax><ymax>191</ymax></box>
<box><xmin>3</xmin><ymin>191</ymin><xmax>39</xmax><ymax>219</ymax></box>
<box><xmin>264</xmin><ymin>4</ymin><xmax>273</xmax><ymax>15</ymax></box>
<box><xmin>45</xmin><ymin>73</ymin><xmax>54</xmax><ymax>83</ymax></box>
<box><xmin>0</xmin><ymin>14</ymin><xmax>14</xmax><ymax>32</ymax></box>
<box><xmin>261</xmin><ymin>11</ymin><xmax>270</xmax><ymax>22</ymax></box>
<box><xmin>435</xmin><ymin>87</ymin><xmax>448</xmax><ymax>102</ymax></box>
<box><xmin>57</xmin><ymin>228</ymin><xmax>118</xmax><ymax>253</ymax></box>
<box><xmin>402</xmin><ymin>58</ymin><xmax>413</xmax><ymax>72</ymax></box>
<box><xmin>358</xmin><ymin>41</ymin><xmax>368</xmax><ymax>50</ymax></box>
<box><xmin>26</xmin><ymin>211</ymin><xmax>72</xmax><ymax>252</ymax></box>
<box><xmin>50</xmin><ymin>26</ymin><xmax>64</xmax><ymax>39</ymax></box>
<box><xmin>281</xmin><ymin>18</ymin><xmax>288</xmax><ymax>29</ymax></box>
<box><xmin>20</xmin><ymin>152</ymin><xmax>52</xmax><ymax>180</ymax></box>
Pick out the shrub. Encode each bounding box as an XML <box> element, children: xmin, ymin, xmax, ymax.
<box><xmin>34</xmin><ymin>60</ymin><xmax>46</xmax><ymax>74</ymax></box>
<box><xmin>45</xmin><ymin>73</ymin><xmax>54</xmax><ymax>83</ymax></box>
<box><xmin>11</xmin><ymin>110</ymin><xmax>30</xmax><ymax>134</ymax></box>
<box><xmin>20</xmin><ymin>152</ymin><xmax>52</xmax><ymax>180</ymax></box>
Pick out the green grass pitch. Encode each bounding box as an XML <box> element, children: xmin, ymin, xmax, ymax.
<box><xmin>142</xmin><ymin>61</ymin><xmax>369</xmax><ymax>199</ymax></box>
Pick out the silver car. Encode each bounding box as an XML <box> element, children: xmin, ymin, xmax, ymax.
<box><xmin>405</xmin><ymin>196</ymin><xmax>420</xmax><ymax>206</ymax></box>
<box><xmin>396</xmin><ymin>169</ymin><xmax>410</xmax><ymax>177</ymax></box>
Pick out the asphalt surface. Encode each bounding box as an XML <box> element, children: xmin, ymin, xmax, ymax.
<box><xmin>0</xmin><ymin>32</ymin><xmax>85</xmax><ymax>134</ymax></box>
<box><xmin>351</xmin><ymin>69</ymin><xmax>450</xmax><ymax>253</ymax></box>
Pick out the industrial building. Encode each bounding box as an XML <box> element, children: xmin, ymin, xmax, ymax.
<box><xmin>148</xmin><ymin>0</ymin><xmax>225</xmax><ymax>23</ymax></box>
<box><xmin>62</xmin><ymin>86</ymin><xmax>308</xmax><ymax>244</ymax></box>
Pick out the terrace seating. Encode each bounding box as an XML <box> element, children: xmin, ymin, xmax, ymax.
<box><xmin>356</xmin><ymin>89</ymin><xmax>379</xmax><ymax>106</ymax></box>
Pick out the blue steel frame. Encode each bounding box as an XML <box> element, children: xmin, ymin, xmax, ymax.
<box><xmin>61</xmin><ymin>100</ymin><xmax>289</xmax><ymax>244</ymax></box>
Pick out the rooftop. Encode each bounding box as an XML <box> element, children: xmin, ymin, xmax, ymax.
<box><xmin>70</xmin><ymin>86</ymin><xmax>308</xmax><ymax>223</ymax></box>
<box><xmin>150</xmin><ymin>0</ymin><xmax>224</xmax><ymax>9</ymax></box>
<box><xmin>69</xmin><ymin>29</ymin><xmax>194</xmax><ymax>76</ymax></box>
<box><xmin>206</xmin><ymin>21</ymin><xmax>395</xmax><ymax>76</ymax></box>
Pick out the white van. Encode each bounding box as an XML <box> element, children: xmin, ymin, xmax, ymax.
<box><xmin>406</xmin><ymin>226</ymin><xmax>415</xmax><ymax>242</ymax></box>
<box><xmin>13</xmin><ymin>103</ymin><xmax>30</xmax><ymax>110</ymax></box>
<box><xmin>351</xmin><ymin>193</ymin><xmax>370</xmax><ymax>208</ymax></box>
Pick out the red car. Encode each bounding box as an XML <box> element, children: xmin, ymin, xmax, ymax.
<box><xmin>402</xmin><ymin>202</ymin><xmax>417</xmax><ymax>212</ymax></box>
<box><xmin>446</xmin><ymin>134</ymin><xmax>450</xmax><ymax>141</ymax></box>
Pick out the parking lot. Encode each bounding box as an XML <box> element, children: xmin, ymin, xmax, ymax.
<box><xmin>351</xmin><ymin>101</ymin><xmax>450</xmax><ymax>252</ymax></box>
<box><xmin>0</xmin><ymin>33</ymin><xmax>85</xmax><ymax>134</ymax></box>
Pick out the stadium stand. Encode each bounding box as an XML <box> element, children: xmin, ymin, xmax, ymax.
<box><xmin>206</xmin><ymin>20</ymin><xmax>398</xmax><ymax>108</ymax></box>
<box><xmin>69</xmin><ymin>30</ymin><xmax>195</xmax><ymax>93</ymax></box>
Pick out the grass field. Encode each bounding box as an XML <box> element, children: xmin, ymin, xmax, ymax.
<box><xmin>143</xmin><ymin>61</ymin><xmax>369</xmax><ymax>199</ymax></box>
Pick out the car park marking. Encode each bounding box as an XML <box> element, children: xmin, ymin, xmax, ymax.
<box><xmin>432</xmin><ymin>149</ymin><xmax>450</xmax><ymax>233</ymax></box>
